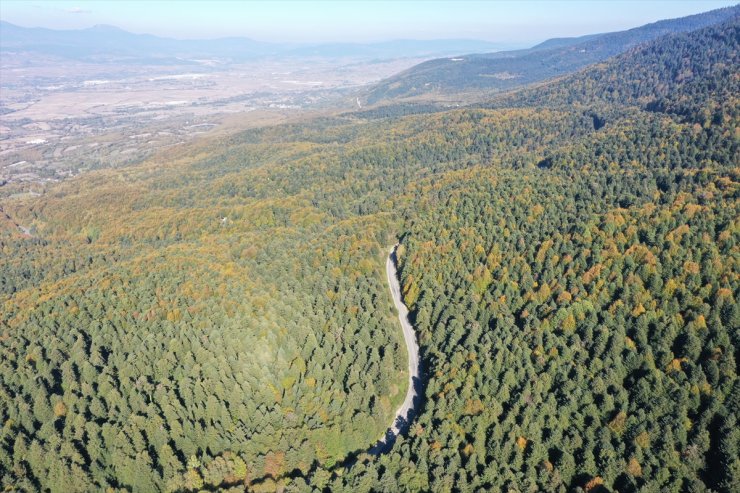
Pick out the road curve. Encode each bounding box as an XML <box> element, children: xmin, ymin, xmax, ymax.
<box><xmin>370</xmin><ymin>244</ymin><xmax>422</xmax><ymax>453</ymax></box>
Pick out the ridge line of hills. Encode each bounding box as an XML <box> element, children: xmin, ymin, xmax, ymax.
<box><xmin>364</xmin><ymin>4</ymin><xmax>740</xmax><ymax>104</ymax></box>
<box><xmin>0</xmin><ymin>20</ymin><xmax>516</xmax><ymax>62</ymax></box>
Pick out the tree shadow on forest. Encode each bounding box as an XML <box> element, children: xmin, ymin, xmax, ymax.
<box><xmin>367</xmin><ymin>373</ymin><xmax>424</xmax><ymax>456</ymax></box>
<box><xmin>248</xmin><ymin>372</ymin><xmax>427</xmax><ymax>490</ymax></box>
<box><xmin>251</xmin><ymin>240</ymin><xmax>425</xmax><ymax>488</ymax></box>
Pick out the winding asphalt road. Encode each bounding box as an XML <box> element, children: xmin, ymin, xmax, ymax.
<box><xmin>371</xmin><ymin>244</ymin><xmax>421</xmax><ymax>453</ymax></box>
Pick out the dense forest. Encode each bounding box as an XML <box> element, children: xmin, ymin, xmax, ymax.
<box><xmin>1</xmin><ymin>13</ymin><xmax>738</xmax><ymax>493</ymax></box>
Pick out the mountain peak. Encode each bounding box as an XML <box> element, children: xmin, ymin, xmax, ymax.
<box><xmin>87</xmin><ymin>24</ymin><xmax>126</xmax><ymax>33</ymax></box>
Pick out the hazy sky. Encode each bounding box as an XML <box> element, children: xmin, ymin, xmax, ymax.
<box><xmin>1</xmin><ymin>1</ymin><xmax>736</xmax><ymax>44</ymax></box>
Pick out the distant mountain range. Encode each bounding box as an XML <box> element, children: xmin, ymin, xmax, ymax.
<box><xmin>0</xmin><ymin>21</ymin><xmax>516</xmax><ymax>63</ymax></box>
<box><xmin>364</xmin><ymin>5</ymin><xmax>740</xmax><ymax>103</ymax></box>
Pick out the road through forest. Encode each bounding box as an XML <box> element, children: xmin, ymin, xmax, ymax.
<box><xmin>371</xmin><ymin>244</ymin><xmax>421</xmax><ymax>454</ymax></box>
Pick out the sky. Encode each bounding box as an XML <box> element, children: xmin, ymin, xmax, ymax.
<box><xmin>1</xmin><ymin>1</ymin><xmax>737</xmax><ymax>44</ymax></box>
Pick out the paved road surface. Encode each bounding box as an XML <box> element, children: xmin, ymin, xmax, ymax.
<box><xmin>370</xmin><ymin>244</ymin><xmax>421</xmax><ymax>453</ymax></box>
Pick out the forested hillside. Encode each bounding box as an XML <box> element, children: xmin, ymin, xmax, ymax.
<box><xmin>0</xmin><ymin>125</ymin><xmax>416</xmax><ymax>490</ymax></box>
<box><xmin>333</xmin><ymin>20</ymin><xmax>739</xmax><ymax>493</ymax></box>
<box><xmin>1</xmin><ymin>13</ymin><xmax>738</xmax><ymax>493</ymax></box>
<box><xmin>364</xmin><ymin>5</ymin><xmax>739</xmax><ymax>104</ymax></box>
<box><xmin>493</xmin><ymin>16</ymin><xmax>739</xmax><ymax>124</ymax></box>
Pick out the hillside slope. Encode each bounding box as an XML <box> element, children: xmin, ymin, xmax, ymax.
<box><xmin>364</xmin><ymin>5</ymin><xmax>739</xmax><ymax>104</ymax></box>
<box><xmin>492</xmin><ymin>17</ymin><xmax>739</xmax><ymax>126</ymax></box>
<box><xmin>337</xmin><ymin>18</ymin><xmax>739</xmax><ymax>493</ymax></box>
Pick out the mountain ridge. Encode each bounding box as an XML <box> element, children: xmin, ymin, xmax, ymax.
<box><xmin>0</xmin><ymin>21</ymin><xmax>514</xmax><ymax>62</ymax></box>
<box><xmin>364</xmin><ymin>5</ymin><xmax>740</xmax><ymax>104</ymax></box>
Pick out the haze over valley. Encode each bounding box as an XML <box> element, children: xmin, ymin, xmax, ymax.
<box><xmin>1</xmin><ymin>21</ymin><xmax>511</xmax><ymax>190</ymax></box>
